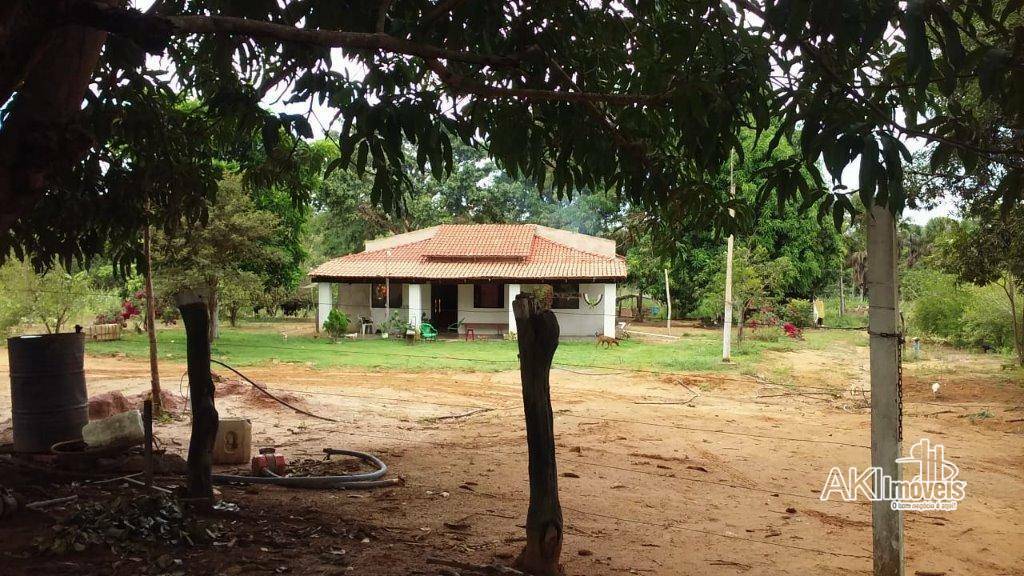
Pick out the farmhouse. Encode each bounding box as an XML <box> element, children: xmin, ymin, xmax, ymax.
<box><xmin>310</xmin><ymin>224</ymin><xmax>627</xmax><ymax>337</ymax></box>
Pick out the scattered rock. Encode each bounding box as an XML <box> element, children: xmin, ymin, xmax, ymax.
<box><xmin>785</xmin><ymin>507</ymin><xmax>797</xmax><ymax>514</ymax></box>
<box><xmin>578</xmin><ymin>549</ymin><xmax>594</xmax><ymax>557</ymax></box>
<box><xmin>561</xmin><ymin>472</ymin><xmax>580</xmax><ymax>479</ymax></box>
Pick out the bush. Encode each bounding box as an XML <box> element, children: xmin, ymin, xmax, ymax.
<box><xmin>961</xmin><ymin>285</ymin><xmax>1014</xmax><ymax>351</ymax></box>
<box><xmin>905</xmin><ymin>269</ymin><xmax>968</xmax><ymax>340</ymax></box>
<box><xmin>323</xmin><ymin>309</ymin><xmax>350</xmax><ymax>339</ymax></box>
<box><xmin>380</xmin><ymin>310</ymin><xmax>410</xmax><ymax>336</ymax></box>
<box><xmin>780</xmin><ymin>299</ymin><xmax>814</xmax><ymax>328</ymax></box>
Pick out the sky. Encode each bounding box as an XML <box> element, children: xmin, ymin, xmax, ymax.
<box><xmin>131</xmin><ymin>0</ymin><xmax>954</xmax><ymax>225</ymax></box>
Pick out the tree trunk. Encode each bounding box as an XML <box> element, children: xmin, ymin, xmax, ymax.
<box><xmin>229</xmin><ymin>306</ymin><xmax>238</xmax><ymax>327</ymax></box>
<box><xmin>143</xmin><ymin>218</ymin><xmax>162</xmax><ymax>414</ymax></box>
<box><xmin>1005</xmin><ymin>275</ymin><xmax>1023</xmax><ymax>366</ymax></box>
<box><xmin>511</xmin><ymin>293</ymin><xmax>563</xmax><ymax>576</ymax></box>
<box><xmin>177</xmin><ymin>298</ymin><xmax>218</xmax><ymax>504</ymax></box>
<box><xmin>208</xmin><ymin>283</ymin><xmax>220</xmax><ymax>340</ymax></box>
<box><xmin>636</xmin><ymin>292</ymin><xmax>644</xmax><ymax>322</ymax></box>
<box><xmin>0</xmin><ymin>2</ymin><xmax>113</xmax><ymax>234</ymax></box>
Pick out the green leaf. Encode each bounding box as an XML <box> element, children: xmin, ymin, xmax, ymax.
<box><xmin>832</xmin><ymin>197</ymin><xmax>845</xmax><ymax>231</ymax></box>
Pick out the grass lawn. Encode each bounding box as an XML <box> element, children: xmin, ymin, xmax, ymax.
<box><xmin>84</xmin><ymin>322</ymin><xmax>813</xmax><ymax>374</ymax></box>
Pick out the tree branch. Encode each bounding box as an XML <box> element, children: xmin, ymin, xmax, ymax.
<box><xmin>72</xmin><ymin>3</ymin><xmax>671</xmax><ymax>106</ymax></box>
<box><xmin>376</xmin><ymin>0</ymin><xmax>393</xmax><ymax>34</ymax></box>
<box><xmin>734</xmin><ymin>0</ymin><xmax>1023</xmax><ymax>161</ymax></box>
<box><xmin>418</xmin><ymin>0</ymin><xmax>470</xmax><ymax>30</ymax></box>
<box><xmin>422</xmin><ymin>57</ymin><xmax>669</xmax><ymax>105</ymax></box>
<box><xmin>73</xmin><ymin>2</ymin><xmax>520</xmax><ymax>69</ymax></box>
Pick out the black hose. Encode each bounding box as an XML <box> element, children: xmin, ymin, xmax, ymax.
<box><xmin>212</xmin><ymin>448</ymin><xmax>393</xmax><ymax>489</ymax></box>
<box><xmin>209</xmin><ymin>358</ymin><xmax>338</xmax><ymax>423</ymax></box>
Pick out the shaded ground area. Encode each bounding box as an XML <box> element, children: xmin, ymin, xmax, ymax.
<box><xmin>0</xmin><ymin>328</ymin><xmax>1021</xmax><ymax>575</ymax></box>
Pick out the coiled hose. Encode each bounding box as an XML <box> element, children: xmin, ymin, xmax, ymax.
<box><xmin>212</xmin><ymin>448</ymin><xmax>397</xmax><ymax>489</ymax></box>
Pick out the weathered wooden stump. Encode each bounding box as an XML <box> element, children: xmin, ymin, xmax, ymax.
<box><xmin>512</xmin><ymin>294</ymin><xmax>563</xmax><ymax>576</ymax></box>
<box><xmin>177</xmin><ymin>294</ymin><xmax>218</xmax><ymax>503</ymax></box>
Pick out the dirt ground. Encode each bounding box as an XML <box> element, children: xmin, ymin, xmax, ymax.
<box><xmin>0</xmin><ymin>330</ymin><xmax>1022</xmax><ymax>576</ymax></box>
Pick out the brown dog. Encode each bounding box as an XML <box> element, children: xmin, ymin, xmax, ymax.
<box><xmin>596</xmin><ymin>334</ymin><xmax>620</xmax><ymax>347</ymax></box>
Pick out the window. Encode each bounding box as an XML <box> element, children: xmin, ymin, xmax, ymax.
<box><xmin>551</xmin><ymin>283</ymin><xmax>580</xmax><ymax>309</ymax></box>
<box><xmin>473</xmin><ymin>283</ymin><xmax>505</xmax><ymax>309</ymax></box>
<box><xmin>371</xmin><ymin>282</ymin><xmax>403</xmax><ymax>308</ymax></box>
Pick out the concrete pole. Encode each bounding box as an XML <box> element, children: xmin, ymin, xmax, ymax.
<box><xmin>603</xmin><ymin>283</ymin><xmax>616</xmax><ymax>337</ymax></box>
<box><xmin>408</xmin><ymin>283</ymin><xmax>422</xmax><ymax>328</ymax></box>
<box><xmin>839</xmin><ymin>271</ymin><xmax>846</xmax><ymax>316</ymax></box>
<box><xmin>867</xmin><ymin>204</ymin><xmax>904</xmax><ymax>576</ymax></box>
<box><xmin>722</xmin><ymin>152</ymin><xmax>735</xmax><ymax>361</ymax></box>
<box><xmin>317</xmin><ymin>282</ymin><xmax>332</xmax><ymax>332</ymax></box>
<box><xmin>663</xmin><ymin>269</ymin><xmax>672</xmax><ymax>332</ymax></box>
<box><xmin>508</xmin><ymin>283</ymin><xmax>522</xmax><ymax>334</ymax></box>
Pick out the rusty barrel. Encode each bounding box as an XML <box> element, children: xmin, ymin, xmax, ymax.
<box><xmin>8</xmin><ymin>333</ymin><xmax>88</xmax><ymax>453</ymax></box>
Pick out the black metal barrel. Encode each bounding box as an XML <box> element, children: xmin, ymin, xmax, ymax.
<box><xmin>8</xmin><ymin>333</ymin><xmax>88</xmax><ymax>453</ymax></box>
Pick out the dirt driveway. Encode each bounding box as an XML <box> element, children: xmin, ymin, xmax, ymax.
<box><xmin>1</xmin><ymin>338</ymin><xmax>1022</xmax><ymax>575</ymax></box>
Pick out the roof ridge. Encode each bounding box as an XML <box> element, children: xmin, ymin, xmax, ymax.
<box><xmin>531</xmin><ymin>234</ymin><xmax>619</xmax><ymax>260</ymax></box>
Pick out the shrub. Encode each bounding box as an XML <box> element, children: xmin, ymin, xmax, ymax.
<box><xmin>380</xmin><ymin>310</ymin><xmax>410</xmax><ymax>336</ymax></box>
<box><xmin>323</xmin><ymin>309</ymin><xmax>350</xmax><ymax>340</ymax></box>
<box><xmin>780</xmin><ymin>299</ymin><xmax>814</xmax><ymax>328</ymax></box>
<box><xmin>961</xmin><ymin>285</ymin><xmax>1014</xmax><ymax>350</ymax></box>
<box><xmin>905</xmin><ymin>269</ymin><xmax>968</xmax><ymax>340</ymax></box>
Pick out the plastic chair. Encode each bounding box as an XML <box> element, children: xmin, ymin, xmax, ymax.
<box><xmin>447</xmin><ymin>318</ymin><xmax>465</xmax><ymax>333</ymax></box>
<box><xmin>420</xmin><ymin>322</ymin><xmax>438</xmax><ymax>342</ymax></box>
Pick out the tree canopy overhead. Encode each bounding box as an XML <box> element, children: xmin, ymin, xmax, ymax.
<box><xmin>1</xmin><ymin>1</ymin><xmax>1021</xmax><ymax>269</ymax></box>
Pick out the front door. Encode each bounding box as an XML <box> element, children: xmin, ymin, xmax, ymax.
<box><xmin>432</xmin><ymin>283</ymin><xmax>458</xmax><ymax>332</ymax></box>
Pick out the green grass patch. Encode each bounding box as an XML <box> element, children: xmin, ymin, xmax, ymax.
<box><xmin>86</xmin><ymin>324</ymin><xmax>791</xmax><ymax>374</ymax></box>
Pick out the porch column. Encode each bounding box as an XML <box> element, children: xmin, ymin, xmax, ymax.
<box><xmin>317</xmin><ymin>282</ymin><xmax>332</xmax><ymax>330</ymax></box>
<box><xmin>507</xmin><ymin>283</ymin><xmax>521</xmax><ymax>333</ymax></box>
<box><xmin>603</xmin><ymin>283</ymin><xmax>616</xmax><ymax>337</ymax></box>
<box><xmin>408</xmin><ymin>283</ymin><xmax>423</xmax><ymax>328</ymax></box>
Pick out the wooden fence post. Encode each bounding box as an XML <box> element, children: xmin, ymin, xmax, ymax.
<box><xmin>176</xmin><ymin>293</ymin><xmax>218</xmax><ymax>504</ymax></box>
<box><xmin>512</xmin><ymin>293</ymin><xmax>563</xmax><ymax>576</ymax></box>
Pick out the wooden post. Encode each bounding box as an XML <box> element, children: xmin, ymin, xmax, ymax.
<box><xmin>512</xmin><ymin>293</ymin><xmax>563</xmax><ymax>576</ymax></box>
<box><xmin>867</xmin><ymin>204</ymin><xmax>904</xmax><ymax>576</ymax></box>
<box><xmin>143</xmin><ymin>399</ymin><xmax>154</xmax><ymax>488</ymax></box>
<box><xmin>176</xmin><ymin>292</ymin><xmax>219</xmax><ymax>504</ymax></box>
<box><xmin>142</xmin><ymin>217</ymin><xmax>162</xmax><ymax>414</ymax></box>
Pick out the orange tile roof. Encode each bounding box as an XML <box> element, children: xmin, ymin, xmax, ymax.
<box><xmin>423</xmin><ymin>224</ymin><xmax>534</xmax><ymax>259</ymax></box>
<box><xmin>310</xmin><ymin>225</ymin><xmax>627</xmax><ymax>282</ymax></box>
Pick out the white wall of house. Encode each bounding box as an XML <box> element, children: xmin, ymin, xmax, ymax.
<box><xmin>328</xmin><ymin>280</ymin><xmax>616</xmax><ymax>337</ymax></box>
<box><xmin>544</xmin><ymin>283</ymin><xmax>608</xmax><ymax>337</ymax></box>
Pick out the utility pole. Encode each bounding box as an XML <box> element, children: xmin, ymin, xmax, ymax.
<box><xmin>867</xmin><ymin>203</ymin><xmax>904</xmax><ymax>576</ymax></box>
<box><xmin>722</xmin><ymin>152</ymin><xmax>735</xmax><ymax>362</ymax></box>
<box><xmin>839</xmin><ymin>269</ymin><xmax>846</xmax><ymax>317</ymax></box>
<box><xmin>663</xmin><ymin>268</ymin><xmax>672</xmax><ymax>333</ymax></box>
<box><xmin>142</xmin><ymin>208</ymin><xmax>162</xmax><ymax>415</ymax></box>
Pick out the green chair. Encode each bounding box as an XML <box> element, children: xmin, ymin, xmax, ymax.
<box><xmin>447</xmin><ymin>318</ymin><xmax>465</xmax><ymax>333</ymax></box>
<box><xmin>420</xmin><ymin>322</ymin><xmax>438</xmax><ymax>342</ymax></box>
